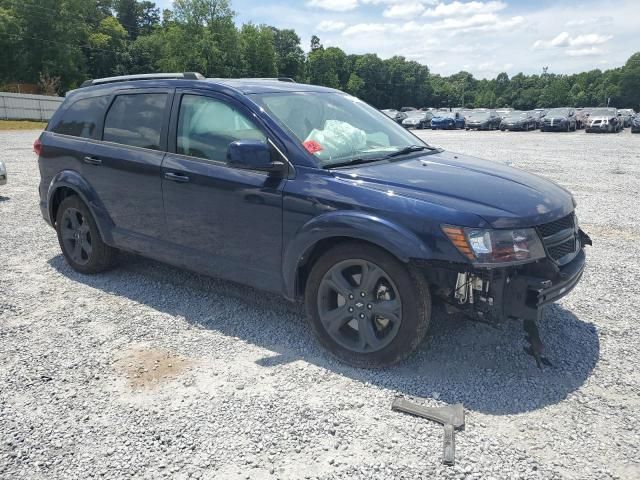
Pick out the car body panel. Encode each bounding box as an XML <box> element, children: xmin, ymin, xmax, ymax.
<box><xmin>0</xmin><ymin>160</ymin><xmax>6</xmax><ymax>186</ymax></box>
<box><xmin>38</xmin><ymin>76</ymin><xmax>583</xmax><ymax>310</ymax></box>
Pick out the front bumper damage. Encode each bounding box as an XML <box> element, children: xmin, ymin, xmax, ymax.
<box><xmin>415</xmin><ymin>228</ymin><xmax>592</xmax><ymax>367</ymax></box>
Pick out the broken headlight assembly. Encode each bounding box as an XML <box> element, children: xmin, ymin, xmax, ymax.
<box><xmin>442</xmin><ymin>225</ymin><xmax>546</xmax><ymax>265</ymax></box>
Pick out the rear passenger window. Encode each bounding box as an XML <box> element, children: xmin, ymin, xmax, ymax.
<box><xmin>177</xmin><ymin>95</ymin><xmax>266</xmax><ymax>161</ymax></box>
<box><xmin>53</xmin><ymin>96</ymin><xmax>109</xmax><ymax>139</ymax></box>
<box><xmin>103</xmin><ymin>94</ymin><xmax>167</xmax><ymax>150</ymax></box>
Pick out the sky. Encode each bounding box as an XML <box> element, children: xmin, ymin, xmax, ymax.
<box><xmin>156</xmin><ymin>0</ymin><xmax>639</xmax><ymax>79</ymax></box>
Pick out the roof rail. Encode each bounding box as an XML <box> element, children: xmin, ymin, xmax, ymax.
<box><xmin>243</xmin><ymin>77</ymin><xmax>296</xmax><ymax>83</ymax></box>
<box><xmin>79</xmin><ymin>72</ymin><xmax>205</xmax><ymax>88</ymax></box>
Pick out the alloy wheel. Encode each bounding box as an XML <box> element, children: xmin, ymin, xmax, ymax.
<box><xmin>317</xmin><ymin>259</ymin><xmax>402</xmax><ymax>353</ymax></box>
<box><xmin>60</xmin><ymin>208</ymin><xmax>92</xmax><ymax>265</ymax></box>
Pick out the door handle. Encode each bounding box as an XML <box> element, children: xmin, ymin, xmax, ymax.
<box><xmin>83</xmin><ymin>156</ymin><xmax>102</xmax><ymax>165</ymax></box>
<box><xmin>164</xmin><ymin>172</ymin><xmax>190</xmax><ymax>183</ymax></box>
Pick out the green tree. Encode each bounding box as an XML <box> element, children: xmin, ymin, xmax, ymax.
<box><xmin>345</xmin><ymin>72</ymin><xmax>364</xmax><ymax>97</ymax></box>
<box><xmin>87</xmin><ymin>16</ymin><xmax>129</xmax><ymax>78</ymax></box>
<box><xmin>308</xmin><ymin>46</ymin><xmax>349</xmax><ymax>89</ymax></box>
<box><xmin>240</xmin><ymin>23</ymin><xmax>277</xmax><ymax>77</ymax></box>
<box><xmin>271</xmin><ymin>28</ymin><xmax>305</xmax><ymax>80</ymax></box>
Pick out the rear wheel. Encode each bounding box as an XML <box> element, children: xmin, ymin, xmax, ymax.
<box><xmin>305</xmin><ymin>243</ymin><xmax>430</xmax><ymax>368</ymax></box>
<box><xmin>55</xmin><ymin>195</ymin><xmax>116</xmax><ymax>274</ymax></box>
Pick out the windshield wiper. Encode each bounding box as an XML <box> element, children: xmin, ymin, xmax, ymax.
<box><xmin>324</xmin><ymin>156</ymin><xmax>387</xmax><ymax>169</ymax></box>
<box><xmin>385</xmin><ymin>145</ymin><xmax>430</xmax><ymax>159</ymax></box>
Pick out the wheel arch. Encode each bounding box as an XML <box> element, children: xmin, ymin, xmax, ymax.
<box><xmin>283</xmin><ymin>211</ymin><xmax>432</xmax><ymax>300</ymax></box>
<box><xmin>47</xmin><ymin>170</ymin><xmax>115</xmax><ymax>244</ymax></box>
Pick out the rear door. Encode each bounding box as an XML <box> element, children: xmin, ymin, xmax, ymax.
<box><xmin>82</xmin><ymin>89</ymin><xmax>171</xmax><ymax>246</ymax></box>
<box><xmin>161</xmin><ymin>90</ymin><xmax>285</xmax><ymax>292</ymax></box>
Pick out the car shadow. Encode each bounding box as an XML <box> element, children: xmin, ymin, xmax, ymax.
<box><xmin>49</xmin><ymin>253</ymin><xmax>599</xmax><ymax>415</ymax></box>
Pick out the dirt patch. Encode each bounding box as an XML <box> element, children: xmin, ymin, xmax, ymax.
<box><xmin>0</xmin><ymin>120</ymin><xmax>46</xmax><ymax>131</ymax></box>
<box><xmin>114</xmin><ymin>346</ymin><xmax>192</xmax><ymax>390</ymax></box>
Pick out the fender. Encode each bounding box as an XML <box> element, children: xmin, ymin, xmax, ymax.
<box><xmin>283</xmin><ymin>210</ymin><xmax>432</xmax><ymax>299</ymax></box>
<box><xmin>46</xmin><ymin>170</ymin><xmax>115</xmax><ymax>244</ymax></box>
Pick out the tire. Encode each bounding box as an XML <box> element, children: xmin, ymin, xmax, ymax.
<box><xmin>55</xmin><ymin>195</ymin><xmax>116</xmax><ymax>274</ymax></box>
<box><xmin>305</xmin><ymin>242</ymin><xmax>431</xmax><ymax>368</ymax></box>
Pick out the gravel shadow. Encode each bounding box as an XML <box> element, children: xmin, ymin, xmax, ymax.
<box><xmin>49</xmin><ymin>253</ymin><xmax>599</xmax><ymax>415</ymax></box>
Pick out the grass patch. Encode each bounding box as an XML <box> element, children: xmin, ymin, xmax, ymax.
<box><xmin>0</xmin><ymin>120</ymin><xmax>47</xmax><ymax>130</ymax></box>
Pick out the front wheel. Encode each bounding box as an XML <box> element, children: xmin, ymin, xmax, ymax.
<box><xmin>55</xmin><ymin>195</ymin><xmax>116</xmax><ymax>274</ymax></box>
<box><xmin>305</xmin><ymin>243</ymin><xmax>431</xmax><ymax>368</ymax></box>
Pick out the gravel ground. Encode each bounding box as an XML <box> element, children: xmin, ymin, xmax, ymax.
<box><xmin>1</xmin><ymin>128</ymin><xmax>639</xmax><ymax>480</ymax></box>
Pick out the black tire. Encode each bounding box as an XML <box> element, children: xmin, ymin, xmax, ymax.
<box><xmin>305</xmin><ymin>242</ymin><xmax>431</xmax><ymax>368</ymax></box>
<box><xmin>55</xmin><ymin>195</ymin><xmax>116</xmax><ymax>274</ymax></box>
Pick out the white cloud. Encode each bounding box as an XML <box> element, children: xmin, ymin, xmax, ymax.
<box><xmin>383</xmin><ymin>2</ymin><xmax>425</xmax><ymax>19</ymax></box>
<box><xmin>423</xmin><ymin>1</ymin><xmax>506</xmax><ymax>18</ymax></box>
<box><xmin>570</xmin><ymin>33</ymin><xmax>612</xmax><ymax>47</ymax></box>
<box><xmin>307</xmin><ymin>0</ymin><xmax>358</xmax><ymax>12</ymax></box>
<box><xmin>565</xmin><ymin>16</ymin><xmax>613</xmax><ymax>27</ymax></box>
<box><xmin>429</xmin><ymin>13</ymin><xmax>523</xmax><ymax>33</ymax></box>
<box><xmin>567</xmin><ymin>47</ymin><xmax>605</xmax><ymax>57</ymax></box>
<box><xmin>533</xmin><ymin>32</ymin><xmax>612</xmax><ymax>49</ymax></box>
<box><xmin>342</xmin><ymin>23</ymin><xmax>394</xmax><ymax>35</ymax></box>
<box><xmin>317</xmin><ymin>20</ymin><xmax>347</xmax><ymax>32</ymax></box>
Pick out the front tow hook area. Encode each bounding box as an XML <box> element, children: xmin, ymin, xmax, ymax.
<box><xmin>523</xmin><ymin>319</ymin><xmax>552</xmax><ymax>369</ymax></box>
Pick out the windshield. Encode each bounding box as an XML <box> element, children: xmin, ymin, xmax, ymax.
<box><xmin>547</xmin><ymin>108</ymin><xmax>570</xmax><ymax>116</ymax></box>
<box><xmin>405</xmin><ymin>111</ymin><xmax>425</xmax><ymax>118</ymax></box>
<box><xmin>468</xmin><ymin>112</ymin><xmax>490</xmax><ymax>120</ymax></box>
<box><xmin>434</xmin><ymin>112</ymin><xmax>455</xmax><ymax>119</ymax></box>
<box><xmin>506</xmin><ymin>112</ymin><xmax>528</xmax><ymax>120</ymax></box>
<box><xmin>251</xmin><ymin>92</ymin><xmax>430</xmax><ymax>167</ymax></box>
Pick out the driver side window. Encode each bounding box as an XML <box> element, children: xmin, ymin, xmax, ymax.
<box><xmin>177</xmin><ymin>95</ymin><xmax>266</xmax><ymax>161</ymax></box>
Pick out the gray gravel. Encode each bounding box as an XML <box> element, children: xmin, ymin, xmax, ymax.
<box><xmin>1</xmin><ymin>128</ymin><xmax>639</xmax><ymax>479</ymax></box>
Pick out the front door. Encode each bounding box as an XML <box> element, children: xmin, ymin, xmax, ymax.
<box><xmin>161</xmin><ymin>91</ymin><xmax>285</xmax><ymax>292</ymax></box>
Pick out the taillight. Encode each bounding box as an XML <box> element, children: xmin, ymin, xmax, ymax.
<box><xmin>33</xmin><ymin>138</ymin><xmax>42</xmax><ymax>156</ymax></box>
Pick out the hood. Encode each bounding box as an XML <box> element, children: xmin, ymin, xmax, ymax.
<box><xmin>545</xmin><ymin>116</ymin><xmax>568</xmax><ymax>121</ymax></box>
<box><xmin>333</xmin><ymin>151</ymin><xmax>574</xmax><ymax>228</ymax></box>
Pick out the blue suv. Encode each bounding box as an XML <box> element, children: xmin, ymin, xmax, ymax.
<box><xmin>37</xmin><ymin>73</ymin><xmax>591</xmax><ymax>367</ymax></box>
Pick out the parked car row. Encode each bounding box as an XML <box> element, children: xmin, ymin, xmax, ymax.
<box><xmin>383</xmin><ymin>105</ymin><xmax>638</xmax><ymax>134</ymax></box>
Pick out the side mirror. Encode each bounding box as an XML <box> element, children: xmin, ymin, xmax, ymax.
<box><xmin>227</xmin><ymin>140</ymin><xmax>285</xmax><ymax>175</ymax></box>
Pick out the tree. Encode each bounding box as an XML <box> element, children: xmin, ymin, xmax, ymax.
<box><xmin>619</xmin><ymin>52</ymin><xmax>640</xmax><ymax>109</ymax></box>
<box><xmin>272</xmin><ymin>28</ymin><xmax>305</xmax><ymax>80</ymax></box>
<box><xmin>307</xmin><ymin>47</ymin><xmax>349</xmax><ymax>90</ymax></box>
<box><xmin>310</xmin><ymin>34</ymin><xmax>322</xmax><ymax>51</ymax></box>
<box><xmin>345</xmin><ymin>72</ymin><xmax>364</xmax><ymax>97</ymax></box>
<box><xmin>240</xmin><ymin>23</ymin><xmax>277</xmax><ymax>77</ymax></box>
<box><xmin>87</xmin><ymin>16</ymin><xmax>129</xmax><ymax>78</ymax></box>
<box><xmin>114</xmin><ymin>0</ymin><xmax>139</xmax><ymax>39</ymax></box>
<box><xmin>138</xmin><ymin>1</ymin><xmax>160</xmax><ymax>36</ymax></box>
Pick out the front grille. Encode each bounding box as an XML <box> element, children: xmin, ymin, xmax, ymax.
<box><xmin>537</xmin><ymin>213</ymin><xmax>578</xmax><ymax>264</ymax></box>
<box><xmin>537</xmin><ymin>213</ymin><xmax>575</xmax><ymax>238</ymax></box>
<box><xmin>548</xmin><ymin>238</ymin><xmax>576</xmax><ymax>261</ymax></box>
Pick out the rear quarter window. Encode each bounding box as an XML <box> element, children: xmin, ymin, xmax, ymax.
<box><xmin>52</xmin><ymin>96</ymin><xmax>109</xmax><ymax>139</ymax></box>
<box><xmin>103</xmin><ymin>93</ymin><xmax>167</xmax><ymax>150</ymax></box>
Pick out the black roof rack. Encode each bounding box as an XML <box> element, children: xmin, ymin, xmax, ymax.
<box><xmin>79</xmin><ymin>72</ymin><xmax>204</xmax><ymax>88</ymax></box>
<box><xmin>241</xmin><ymin>77</ymin><xmax>296</xmax><ymax>83</ymax></box>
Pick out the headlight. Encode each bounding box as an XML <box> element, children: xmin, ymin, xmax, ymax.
<box><xmin>442</xmin><ymin>225</ymin><xmax>546</xmax><ymax>265</ymax></box>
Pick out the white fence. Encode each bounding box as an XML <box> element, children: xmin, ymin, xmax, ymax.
<box><xmin>0</xmin><ymin>92</ymin><xmax>63</xmax><ymax>121</ymax></box>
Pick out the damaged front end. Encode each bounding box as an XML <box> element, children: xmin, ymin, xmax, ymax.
<box><xmin>419</xmin><ymin>212</ymin><xmax>592</xmax><ymax>367</ymax></box>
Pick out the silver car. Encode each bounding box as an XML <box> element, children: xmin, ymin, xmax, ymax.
<box><xmin>0</xmin><ymin>160</ymin><xmax>6</xmax><ymax>186</ymax></box>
